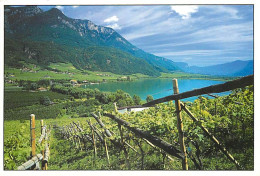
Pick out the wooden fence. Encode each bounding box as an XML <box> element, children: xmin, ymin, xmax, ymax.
<box><xmin>142</xmin><ymin>74</ymin><xmax>253</xmax><ymax>107</ymax></box>
<box><xmin>17</xmin><ymin>114</ymin><xmax>51</xmax><ymax>170</ymax></box>
<box><xmin>109</xmin><ymin>75</ymin><xmax>252</xmax><ymax>169</ymax></box>
<box><xmin>57</xmin><ymin>114</ymin><xmax>178</xmax><ymax>170</ymax></box>
<box><xmin>56</xmin><ymin>74</ymin><xmax>253</xmax><ymax>170</ymax></box>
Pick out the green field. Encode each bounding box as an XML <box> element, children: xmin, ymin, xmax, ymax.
<box><xmin>3</xmin><ymin>85</ymin><xmax>254</xmax><ymax>170</ymax></box>
<box><xmin>3</xmin><ymin>63</ymin><xmax>251</xmax><ymax>170</ymax></box>
<box><xmin>159</xmin><ymin>72</ymin><xmax>235</xmax><ymax>81</ymax></box>
<box><xmin>4</xmin><ymin>89</ymin><xmax>70</xmax><ymax>110</ymax></box>
<box><xmin>4</xmin><ymin>63</ymin><xmax>150</xmax><ymax>83</ymax></box>
<box><xmin>5</xmin><ymin>62</ymin><xmax>233</xmax><ymax>85</ymax></box>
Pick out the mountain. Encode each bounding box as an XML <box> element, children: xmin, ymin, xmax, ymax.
<box><xmin>4</xmin><ymin>6</ymin><xmax>183</xmax><ymax>76</ymax></box>
<box><xmin>182</xmin><ymin>60</ymin><xmax>253</xmax><ymax>76</ymax></box>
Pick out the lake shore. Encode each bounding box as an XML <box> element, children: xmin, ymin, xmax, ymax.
<box><xmin>5</xmin><ymin>62</ymin><xmax>237</xmax><ymax>87</ymax></box>
<box><xmin>83</xmin><ymin>78</ymin><xmax>228</xmax><ymax>101</ymax></box>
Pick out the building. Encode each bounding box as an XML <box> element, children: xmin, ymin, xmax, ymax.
<box><xmin>117</xmin><ymin>105</ymin><xmax>149</xmax><ymax>114</ymax></box>
<box><xmin>70</xmin><ymin>80</ymin><xmax>78</xmax><ymax>86</ymax></box>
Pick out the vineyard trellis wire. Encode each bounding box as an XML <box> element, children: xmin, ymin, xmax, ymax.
<box><xmin>54</xmin><ymin>74</ymin><xmax>253</xmax><ymax>170</ymax></box>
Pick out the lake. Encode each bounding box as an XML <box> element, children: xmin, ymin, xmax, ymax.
<box><xmin>82</xmin><ymin>78</ymin><xmax>229</xmax><ymax>102</ymax></box>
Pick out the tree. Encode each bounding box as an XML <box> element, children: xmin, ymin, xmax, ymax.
<box><xmin>133</xmin><ymin>95</ymin><xmax>141</xmax><ymax>105</ymax></box>
<box><xmin>38</xmin><ymin>79</ymin><xmax>50</xmax><ymax>87</ymax></box>
<box><xmin>115</xmin><ymin>89</ymin><xmax>125</xmax><ymax>101</ymax></box>
<box><xmin>146</xmin><ymin>95</ymin><xmax>154</xmax><ymax>103</ymax></box>
<box><xmin>18</xmin><ymin>80</ymin><xmax>25</xmax><ymax>87</ymax></box>
<box><xmin>117</xmin><ymin>99</ymin><xmax>127</xmax><ymax>107</ymax></box>
<box><xmin>30</xmin><ymin>83</ymin><xmax>38</xmax><ymax>90</ymax></box>
<box><xmin>39</xmin><ymin>96</ymin><xmax>52</xmax><ymax>106</ymax></box>
<box><xmin>97</xmin><ymin>92</ymin><xmax>109</xmax><ymax>104</ymax></box>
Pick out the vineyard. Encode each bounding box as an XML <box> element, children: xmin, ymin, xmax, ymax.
<box><xmin>4</xmin><ymin>75</ymin><xmax>254</xmax><ymax>170</ymax></box>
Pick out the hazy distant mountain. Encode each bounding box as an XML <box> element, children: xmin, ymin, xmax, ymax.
<box><xmin>4</xmin><ymin>6</ymin><xmax>183</xmax><ymax>76</ymax></box>
<box><xmin>182</xmin><ymin>60</ymin><xmax>253</xmax><ymax>76</ymax></box>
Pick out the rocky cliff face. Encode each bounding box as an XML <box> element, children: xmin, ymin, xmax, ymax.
<box><xmin>4</xmin><ymin>6</ymin><xmax>182</xmax><ymax>75</ymax></box>
<box><xmin>5</xmin><ymin>6</ymin><xmax>138</xmax><ymax>50</ymax></box>
<box><xmin>4</xmin><ymin>6</ymin><xmax>43</xmax><ymax>33</ymax></box>
<box><xmin>5</xmin><ymin>6</ymin><xmax>43</xmax><ymax>17</ymax></box>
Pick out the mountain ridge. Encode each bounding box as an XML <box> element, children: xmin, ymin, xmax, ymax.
<box><xmin>4</xmin><ymin>6</ymin><xmax>253</xmax><ymax>77</ymax></box>
<box><xmin>182</xmin><ymin>60</ymin><xmax>253</xmax><ymax>76</ymax></box>
<box><xmin>4</xmin><ymin>6</ymin><xmax>183</xmax><ymax>76</ymax></box>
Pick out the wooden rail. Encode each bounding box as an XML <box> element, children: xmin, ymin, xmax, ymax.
<box><xmin>142</xmin><ymin>75</ymin><xmax>253</xmax><ymax>107</ymax></box>
<box><xmin>91</xmin><ymin>113</ymin><xmax>112</xmax><ymax>137</ymax></box>
<box><xmin>17</xmin><ymin>115</ymin><xmax>51</xmax><ymax>170</ymax></box>
<box><xmin>52</xmin><ymin>75</ymin><xmax>253</xmax><ymax>170</ymax></box>
<box><xmin>38</xmin><ymin>125</ymin><xmax>46</xmax><ymax>144</ymax></box>
<box><xmin>103</xmin><ymin>113</ymin><xmax>184</xmax><ymax>159</ymax></box>
<box><xmin>17</xmin><ymin>154</ymin><xmax>43</xmax><ymax>170</ymax></box>
<box><xmin>180</xmin><ymin>102</ymin><xmax>242</xmax><ymax>169</ymax></box>
<box><xmin>111</xmin><ymin>75</ymin><xmax>253</xmax><ymax>169</ymax></box>
<box><xmin>91</xmin><ymin>113</ymin><xmax>139</xmax><ymax>154</ymax></box>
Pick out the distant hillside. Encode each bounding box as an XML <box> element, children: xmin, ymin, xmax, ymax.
<box><xmin>4</xmin><ymin>6</ymin><xmax>183</xmax><ymax>76</ymax></box>
<box><xmin>183</xmin><ymin>60</ymin><xmax>253</xmax><ymax>76</ymax></box>
<box><xmin>4</xmin><ymin>37</ymin><xmax>158</xmax><ymax>76</ymax></box>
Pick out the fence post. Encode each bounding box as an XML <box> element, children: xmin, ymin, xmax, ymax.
<box><xmin>180</xmin><ymin>102</ymin><xmax>242</xmax><ymax>169</ymax></box>
<box><xmin>30</xmin><ymin>114</ymin><xmax>36</xmax><ymax>157</ymax></box>
<box><xmin>40</xmin><ymin>120</ymin><xmax>45</xmax><ymax>170</ymax></box>
<box><xmin>88</xmin><ymin>120</ymin><xmax>97</xmax><ymax>159</ymax></box>
<box><xmin>40</xmin><ymin>120</ymin><xmax>44</xmax><ymax>134</ymax></box>
<box><xmin>113</xmin><ymin>102</ymin><xmax>118</xmax><ymax>114</ymax></box>
<box><xmin>103</xmin><ymin>134</ymin><xmax>110</xmax><ymax>166</ymax></box>
<box><xmin>98</xmin><ymin>112</ymin><xmax>102</xmax><ymax>119</ymax></box>
<box><xmin>118</xmin><ymin>124</ymin><xmax>131</xmax><ymax>170</ymax></box>
<box><xmin>172</xmin><ymin>79</ymin><xmax>188</xmax><ymax>170</ymax></box>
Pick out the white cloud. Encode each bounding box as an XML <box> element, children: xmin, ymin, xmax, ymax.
<box><xmin>72</xmin><ymin>6</ymin><xmax>79</xmax><ymax>8</ymax></box>
<box><xmin>122</xmin><ymin>15</ymin><xmax>200</xmax><ymax>41</ymax></box>
<box><xmin>106</xmin><ymin>23</ymin><xmax>121</xmax><ymax>30</ymax></box>
<box><xmin>186</xmin><ymin>22</ymin><xmax>253</xmax><ymax>43</ymax></box>
<box><xmin>55</xmin><ymin>6</ymin><xmax>64</xmax><ymax>10</ymax></box>
<box><xmin>154</xmin><ymin>50</ymin><xmax>222</xmax><ymax>57</ymax></box>
<box><xmin>69</xmin><ymin>6</ymin><xmax>251</xmax><ymax>66</ymax></box>
<box><xmin>120</xmin><ymin>6</ymin><xmax>166</xmax><ymax>28</ymax></box>
<box><xmin>104</xmin><ymin>15</ymin><xmax>121</xmax><ymax>30</ymax></box>
<box><xmin>183</xmin><ymin>57</ymin><xmax>192</xmax><ymax>61</ymax></box>
<box><xmin>170</xmin><ymin>5</ymin><xmax>199</xmax><ymax>19</ymax></box>
<box><xmin>144</xmin><ymin>22</ymin><xmax>252</xmax><ymax>51</ymax></box>
<box><xmin>203</xmin><ymin>5</ymin><xmax>240</xmax><ymax>19</ymax></box>
<box><xmin>104</xmin><ymin>15</ymin><xmax>119</xmax><ymax>23</ymax></box>
<box><xmin>124</xmin><ymin>31</ymin><xmax>157</xmax><ymax>40</ymax></box>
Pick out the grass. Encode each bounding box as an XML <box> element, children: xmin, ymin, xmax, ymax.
<box><xmin>4</xmin><ymin>117</ymin><xmax>91</xmax><ymax>170</ymax></box>
<box><xmin>3</xmin><ymin>89</ymin><xmax>73</xmax><ymax>121</ymax></box>
<box><xmin>4</xmin><ymin>86</ymin><xmax>23</xmax><ymax>91</ymax></box>
<box><xmin>159</xmin><ymin>72</ymin><xmax>235</xmax><ymax>81</ymax></box>
<box><xmin>4</xmin><ymin>115</ymin><xmax>181</xmax><ymax>170</ymax></box>
<box><xmin>3</xmin><ymin>87</ymin><xmax>253</xmax><ymax>170</ymax></box>
<box><xmin>3</xmin><ymin>86</ymin><xmax>177</xmax><ymax>170</ymax></box>
<box><xmin>4</xmin><ymin>63</ymin><xmax>149</xmax><ymax>82</ymax></box>
<box><xmin>4</xmin><ymin>90</ymin><xmax>70</xmax><ymax>110</ymax></box>
<box><xmin>5</xmin><ymin>62</ymin><xmax>234</xmax><ymax>83</ymax></box>
<box><xmin>3</xmin><ymin>74</ymin><xmax>253</xmax><ymax>170</ymax></box>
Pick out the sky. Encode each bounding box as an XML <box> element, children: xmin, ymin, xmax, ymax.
<box><xmin>38</xmin><ymin>5</ymin><xmax>253</xmax><ymax>67</ymax></box>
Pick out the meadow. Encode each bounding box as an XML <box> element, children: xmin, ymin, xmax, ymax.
<box><xmin>3</xmin><ymin>61</ymin><xmax>253</xmax><ymax>170</ymax></box>
<box><xmin>5</xmin><ymin>62</ymin><xmax>233</xmax><ymax>85</ymax></box>
<box><xmin>5</xmin><ymin>62</ymin><xmax>149</xmax><ymax>83</ymax></box>
<box><xmin>3</xmin><ymin>83</ymin><xmax>254</xmax><ymax>170</ymax></box>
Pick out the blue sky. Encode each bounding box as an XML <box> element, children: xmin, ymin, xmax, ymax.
<box><xmin>39</xmin><ymin>5</ymin><xmax>253</xmax><ymax>66</ymax></box>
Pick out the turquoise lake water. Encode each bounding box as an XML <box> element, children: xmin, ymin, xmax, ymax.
<box><xmin>82</xmin><ymin>78</ymin><xmax>229</xmax><ymax>102</ymax></box>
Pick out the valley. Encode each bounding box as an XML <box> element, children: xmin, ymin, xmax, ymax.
<box><xmin>3</xmin><ymin>5</ymin><xmax>254</xmax><ymax>171</ymax></box>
